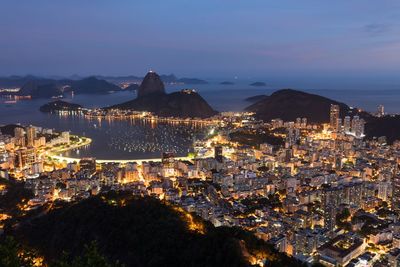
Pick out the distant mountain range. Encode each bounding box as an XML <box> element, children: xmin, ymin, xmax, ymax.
<box><xmin>0</xmin><ymin>74</ymin><xmax>208</xmax><ymax>86</ymax></box>
<box><xmin>0</xmin><ymin>74</ymin><xmax>208</xmax><ymax>99</ymax></box>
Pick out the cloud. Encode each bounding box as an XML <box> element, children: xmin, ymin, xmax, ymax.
<box><xmin>364</xmin><ymin>23</ymin><xmax>390</xmax><ymax>35</ymax></box>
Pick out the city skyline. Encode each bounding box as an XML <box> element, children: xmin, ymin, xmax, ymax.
<box><xmin>2</xmin><ymin>2</ymin><xmax>400</xmax><ymax>267</ymax></box>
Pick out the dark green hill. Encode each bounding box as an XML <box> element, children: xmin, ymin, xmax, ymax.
<box><xmin>111</xmin><ymin>90</ymin><xmax>217</xmax><ymax>118</ymax></box>
<box><xmin>69</xmin><ymin>77</ymin><xmax>121</xmax><ymax>94</ymax></box>
<box><xmin>365</xmin><ymin>115</ymin><xmax>400</xmax><ymax>144</ymax></box>
<box><xmin>246</xmin><ymin>89</ymin><xmax>370</xmax><ymax>123</ymax></box>
<box><xmin>18</xmin><ymin>81</ymin><xmax>62</xmax><ymax>98</ymax></box>
<box><xmin>0</xmin><ymin>124</ymin><xmax>24</xmax><ymax>136</ymax></box>
<box><xmin>39</xmin><ymin>100</ymin><xmax>82</xmax><ymax>113</ymax></box>
<box><xmin>12</xmin><ymin>192</ymin><xmax>300</xmax><ymax>267</ymax></box>
<box><xmin>111</xmin><ymin>71</ymin><xmax>217</xmax><ymax>118</ymax></box>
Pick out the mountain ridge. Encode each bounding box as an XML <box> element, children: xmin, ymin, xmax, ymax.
<box><xmin>245</xmin><ymin>89</ymin><xmax>370</xmax><ymax>123</ymax></box>
<box><xmin>10</xmin><ymin>192</ymin><xmax>301</xmax><ymax>267</ymax></box>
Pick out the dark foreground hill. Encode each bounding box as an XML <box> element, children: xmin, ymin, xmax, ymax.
<box><xmin>9</xmin><ymin>192</ymin><xmax>300</xmax><ymax>267</ymax></box>
<box><xmin>246</xmin><ymin>89</ymin><xmax>369</xmax><ymax>123</ymax></box>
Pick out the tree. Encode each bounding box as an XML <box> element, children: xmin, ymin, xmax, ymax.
<box><xmin>50</xmin><ymin>242</ymin><xmax>123</xmax><ymax>267</ymax></box>
<box><xmin>0</xmin><ymin>236</ymin><xmax>34</xmax><ymax>267</ymax></box>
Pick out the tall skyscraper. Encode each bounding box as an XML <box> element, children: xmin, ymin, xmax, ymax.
<box><xmin>26</xmin><ymin>126</ymin><xmax>37</xmax><ymax>147</ymax></box>
<box><xmin>392</xmin><ymin>176</ymin><xmax>400</xmax><ymax>211</ymax></box>
<box><xmin>330</xmin><ymin>104</ymin><xmax>340</xmax><ymax>131</ymax></box>
<box><xmin>350</xmin><ymin>116</ymin><xmax>364</xmax><ymax>138</ymax></box>
<box><xmin>14</xmin><ymin>127</ymin><xmax>26</xmax><ymax>147</ymax></box>
<box><xmin>344</xmin><ymin>116</ymin><xmax>351</xmax><ymax>133</ymax></box>
<box><xmin>377</xmin><ymin>105</ymin><xmax>385</xmax><ymax>117</ymax></box>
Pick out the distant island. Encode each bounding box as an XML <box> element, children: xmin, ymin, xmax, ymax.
<box><xmin>250</xmin><ymin>82</ymin><xmax>266</xmax><ymax>87</ymax></box>
<box><xmin>39</xmin><ymin>100</ymin><xmax>82</xmax><ymax>113</ymax></box>
<box><xmin>110</xmin><ymin>71</ymin><xmax>217</xmax><ymax>118</ymax></box>
<box><xmin>177</xmin><ymin>78</ymin><xmax>208</xmax><ymax>84</ymax></box>
<box><xmin>245</xmin><ymin>94</ymin><xmax>268</xmax><ymax>103</ymax></box>
<box><xmin>220</xmin><ymin>81</ymin><xmax>235</xmax><ymax>85</ymax></box>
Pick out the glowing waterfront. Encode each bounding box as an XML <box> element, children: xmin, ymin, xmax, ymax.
<box><xmin>50</xmin><ymin>154</ymin><xmax>192</xmax><ymax>164</ymax></box>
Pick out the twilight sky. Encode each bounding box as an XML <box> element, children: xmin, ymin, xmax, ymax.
<box><xmin>1</xmin><ymin>0</ymin><xmax>400</xmax><ymax>80</ymax></box>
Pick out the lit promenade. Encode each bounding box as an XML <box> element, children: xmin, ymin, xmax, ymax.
<box><xmin>50</xmin><ymin>154</ymin><xmax>192</xmax><ymax>164</ymax></box>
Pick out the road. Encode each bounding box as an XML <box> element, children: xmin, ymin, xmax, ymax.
<box><xmin>49</xmin><ymin>155</ymin><xmax>192</xmax><ymax>164</ymax></box>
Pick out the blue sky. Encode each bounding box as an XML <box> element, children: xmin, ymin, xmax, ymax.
<box><xmin>1</xmin><ymin>0</ymin><xmax>400</xmax><ymax>80</ymax></box>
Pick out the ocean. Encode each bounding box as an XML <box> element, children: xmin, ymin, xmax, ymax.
<box><xmin>1</xmin><ymin>82</ymin><xmax>399</xmax><ymax>159</ymax></box>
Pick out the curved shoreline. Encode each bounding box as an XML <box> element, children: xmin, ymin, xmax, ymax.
<box><xmin>49</xmin><ymin>154</ymin><xmax>191</xmax><ymax>164</ymax></box>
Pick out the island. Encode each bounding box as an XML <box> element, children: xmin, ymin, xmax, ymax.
<box><xmin>39</xmin><ymin>100</ymin><xmax>82</xmax><ymax>113</ymax></box>
<box><xmin>250</xmin><ymin>82</ymin><xmax>267</xmax><ymax>87</ymax></box>
<box><xmin>177</xmin><ymin>78</ymin><xmax>208</xmax><ymax>84</ymax></box>
<box><xmin>220</xmin><ymin>81</ymin><xmax>235</xmax><ymax>85</ymax></box>
<box><xmin>244</xmin><ymin>94</ymin><xmax>268</xmax><ymax>103</ymax></box>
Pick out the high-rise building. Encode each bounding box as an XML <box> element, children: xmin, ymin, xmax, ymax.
<box><xmin>330</xmin><ymin>104</ymin><xmax>340</xmax><ymax>131</ymax></box>
<box><xmin>296</xmin><ymin>118</ymin><xmax>301</xmax><ymax>128</ymax></box>
<box><xmin>214</xmin><ymin>146</ymin><xmax>223</xmax><ymax>163</ymax></box>
<box><xmin>392</xmin><ymin>176</ymin><xmax>400</xmax><ymax>211</ymax></box>
<box><xmin>344</xmin><ymin>116</ymin><xmax>351</xmax><ymax>133</ymax></box>
<box><xmin>61</xmin><ymin>131</ymin><xmax>70</xmax><ymax>144</ymax></box>
<box><xmin>377</xmin><ymin>105</ymin><xmax>385</xmax><ymax>117</ymax></box>
<box><xmin>350</xmin><ymin>116</ymin><xmax>365</xmax><ymax>138</ymax></box>
<box><xmin>16</xmin><ymin>147</ymin><xmax>36</xmax><ymax>169</ymax></box>
<box><xmin>301</xmin><ymin>118</ymin><xmax>307</xmax><ymax>128</ymax></box>
<box><xmin>14</xmin><ymin>127</ymin><xmax>25</xmax><ymax>139</ymax></box>
<box><xmin>26</xmin><ymin>126</ymin><xmax>37</xmax><ymax>147</ymax></box>
<box><xmin>14</xmin><ymin>127</ymin><xmax>26</xmax><ymax>147</ymax></box>
<box><xmin>356</xmin><ymin>119</ymin><xmax>365</xmax><ymax>137</ymax></box>
<box><xmin>378</xmin><ymin>181</ymin><xmax>392</xmax><ymax>202</ymax></box>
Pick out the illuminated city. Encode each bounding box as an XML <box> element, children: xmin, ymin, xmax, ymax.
<box><xmin>1</xmin><ymin>1</ymin><xmax>400</xmax><ymax>267</ymax></box>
